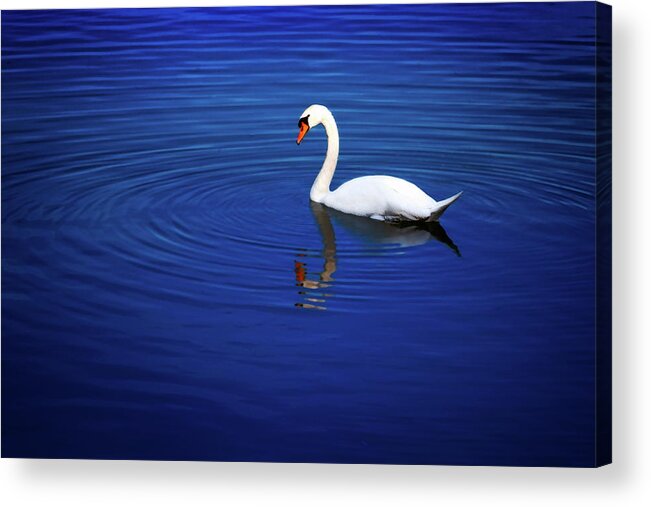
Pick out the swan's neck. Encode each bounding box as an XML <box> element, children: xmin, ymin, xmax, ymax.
<box><xmin>310</xmin><ymin>112</ymin><xmax>339</xmax><ymax>203</ymax></box>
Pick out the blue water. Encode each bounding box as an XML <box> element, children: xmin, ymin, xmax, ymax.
<box><xmin>2</xmin><ymin>3</ymin><xmax>600</xmax><ymax>466</ymax></box>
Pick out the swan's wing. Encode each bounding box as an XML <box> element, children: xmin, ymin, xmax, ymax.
<box><xmin>327</xmin><ymin>175</ymin><xmax>458</xmax><ymax>221</ymax></box>
<box><xmin>325</xmin><ymin>176</ymin><xmax>395</xmax><ymax>217</ymax></box>
<box><xmin>371</xmin><ymin>176</ymin><xmax>438</xmax><ymax>220</ymax></box>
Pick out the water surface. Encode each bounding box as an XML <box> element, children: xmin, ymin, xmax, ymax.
<box><xmin>2</xmin><ymin>3</ymin><xmax>598</xmax><ymax>465</ymax></box>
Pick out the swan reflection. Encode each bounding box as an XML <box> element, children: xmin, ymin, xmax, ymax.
<box><xmin>295</xmin><ymin>202</ymin><xmax>460</xmax><ymax>310</ymax></box>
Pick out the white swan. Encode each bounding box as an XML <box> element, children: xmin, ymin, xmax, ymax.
<box><xmin>296</xmin><ymin>104</ymin><xmax>462</xmax><ymax>222</ymax></box>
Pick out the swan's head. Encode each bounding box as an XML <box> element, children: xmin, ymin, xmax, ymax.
<box><xmin>296</xmin><ymin>104</ymin><xmax>331</xmax><ymax>145</ymax></box>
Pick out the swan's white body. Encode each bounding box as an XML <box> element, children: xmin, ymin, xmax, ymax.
<box><xmin>298</xmin><ymin>104</ymin><xmax>462</xmax><ymax>222</ymax></box>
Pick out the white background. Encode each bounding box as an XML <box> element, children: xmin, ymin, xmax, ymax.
<box><xmin>1</xmin><ymin>0</ymin><xmax>649</xmax><ymax>505</ymax></box>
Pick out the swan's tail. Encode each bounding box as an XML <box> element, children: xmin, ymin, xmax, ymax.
<box><xmin>426</xmin><ymin>191</ymin><xmax>463</xmax><ymax>222</ymax></box>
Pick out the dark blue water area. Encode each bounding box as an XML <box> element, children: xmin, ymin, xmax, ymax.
<box><xmin>2</xmin><ymin>3</ymin><xmax>599</xmax><ymax>466</ymax></box>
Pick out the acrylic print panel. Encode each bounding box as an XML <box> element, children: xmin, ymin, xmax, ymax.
<box><xmin>1</xmin><ymin>2</ymin><xmax>611</xmax><ymax>466</ymax></box>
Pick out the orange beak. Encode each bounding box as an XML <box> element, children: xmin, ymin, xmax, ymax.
<box><xmin>296</xmin><ymin>123</ymin><xmax>309</xmax><ymax>145</ymax></box>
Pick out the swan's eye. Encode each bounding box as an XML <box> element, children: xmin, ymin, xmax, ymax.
<box><xmin>298</xmin><ymin>115</ymin><xmax>310</xmax><ymax>129</ymax></box>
